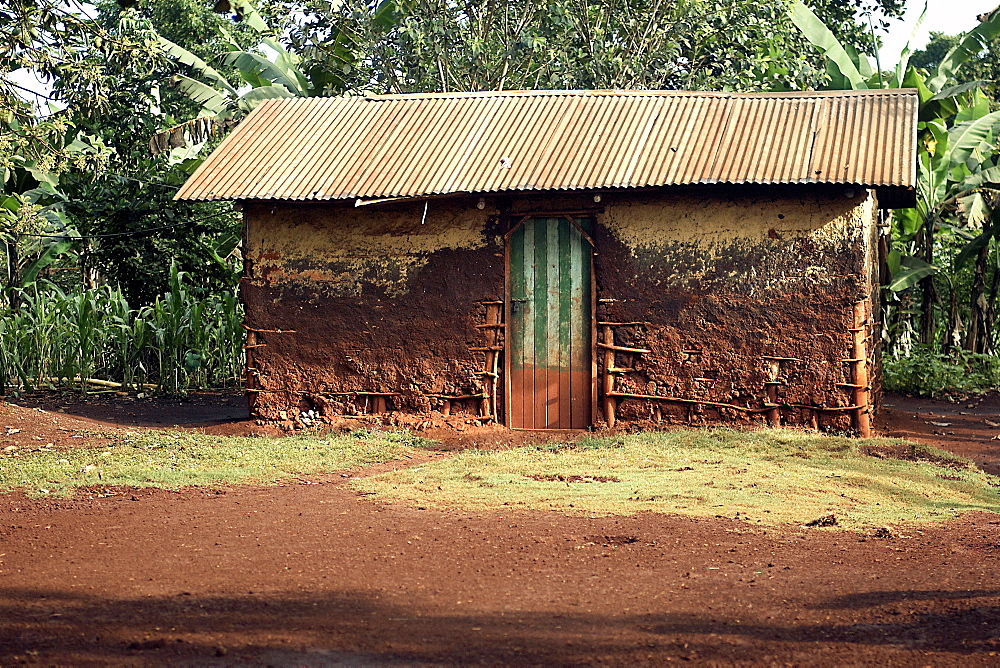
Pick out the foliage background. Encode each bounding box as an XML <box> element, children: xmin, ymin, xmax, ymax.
<box><xmin>7</xmin><ymin>0</ymin><xmax>1000</xmax><ymax>397</ymax></box>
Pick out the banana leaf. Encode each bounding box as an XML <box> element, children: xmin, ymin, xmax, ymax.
<box><xmin>237</xmin><ymin>86</ymin><xmax>296</xmax><ymax>112</ymax></box>
<box><xmin>928</xmin><ymin>10</ymin><xmax>1000</xmax><ymax>93</ymax></box>
<box><xmin>20</xmin><ymin>238</ymin><xmax>75</xmax><ymax>286</ymax></box>
<box><xmin>893</xmin><ymin>1</ymin><xmax>927</xmax><ymax>87</ymax></box>
<box><xmin>222</xmin><ymin>51</ymin><xmax>307</xmax><ymax>95</ymax></box>
<box><xmin>886</xmin><ymin>256</ymin><xmax>936</xmax><ymax>292</ymax></box>
<box><xmin>788</xmin><ymin>0</ymin><xmax>868</xmax><ymax>90</ymax></box>
<box><xmin>157</xmin><ymin>36</ymin><xmax>238</xmax><ymax>96</ymax></box>
<box><xmin>947</xmin><ymin>110</ymin><xmax>1000</xmax><ymax>170</ymax></box>
<box><xmin>954</xmin><ymin>207</ymin><xmax>1000</xmax><ymax>269</ymax></box>
<box><xmin>171</xmin><ymin>74</ymin><xmax>230</xmax><ymax>114</ymax></box>
<box><xmin>956</xmin><ymin>164</ymin><xmax>1000</xmax><ymax>191</ymax></box>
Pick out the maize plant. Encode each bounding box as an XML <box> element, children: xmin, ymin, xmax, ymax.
<box><xmin>0</xmin><ymin>267</ymin><xmax>244</xmax><ymax>395</ymax></box>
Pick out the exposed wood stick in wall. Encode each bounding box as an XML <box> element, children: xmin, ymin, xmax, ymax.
<box><xmin>608</xmin><ymin>391</ymin><xmax>865</xmax><ymax>416</ymax></box>
<box><xmin>596</xmin><ymin>342</ymin><xmax>652</xmax><ymax>354</ymax></box>
<box><xmin>850</xmin><ymin>301</ymin><xmax>872</xmax><ymax>437</ymax></box>
<box><xmin>240</xmin><ymin>324</ymin><xmax>297</xmax><ymax>334</ymax></box>
<box><xmin>489</xmin><ymin>339</ymin><xmax>500</xmax><ymax>420</ymax></box>
<box><xmin>765</xmin><ymin>359</ymin><xmax>782</xmax><ymax>427</ymax></box>
<box><xmin>601</xmin><ymin>325</ymin><xmax>617</xmax><ymax>428</ymax></box>
<box><xmin>425</xmin><ymin>393</ymin><xmax>486</xmax><ymax>400</ymax></box>
<box><xmin>596</xmin><ymin>321</ymin><xmax>649</xmax><ymax>326</ymax></box>
<box><xmin>481</xmin><ymin>301</ymin><xmax>503</xmax><ymax>421</ymax></box>
<box><xmin>609</xmin><ymin>391</ymin><xmax>760</xmax><ymax>412</ymax></box>
<box><xmin>245</xmin><ymin>329</ymin><xmax>257</xmax><ymax>396</ymax></box>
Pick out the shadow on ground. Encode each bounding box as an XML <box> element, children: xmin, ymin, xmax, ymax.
<box><xmin>2</xmin><ymin>587</ymin><xmax>999</xmax><ymax>665</ymax></box>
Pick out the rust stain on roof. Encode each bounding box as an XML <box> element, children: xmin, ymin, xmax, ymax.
<box><xmin>176</xmin><ymin>89</ymin><xmax>918</xmax><ymax>202</ymax></box>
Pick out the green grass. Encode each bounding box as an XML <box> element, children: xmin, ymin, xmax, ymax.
<box><xmin>0</xmin><ymin>429</ymin><xmax>425</xmax><ymax>497</ymax></box>
<box><xmin>6</xmin><ymin>427</ymin><xmax>998</xmax><ymax>530</ymax></box>
<box><xmin>351</xmin><ymin>429</ymin><xmax>1000</xmax><ymax>530</ymax></box>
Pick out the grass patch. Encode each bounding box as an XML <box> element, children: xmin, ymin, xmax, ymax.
<box><xmin>352</xmin><ymin>429</ymin><xmax>1000</xmax><ymax>529</ymax></box>
<box><xmin>0</xmin><ymin>429</ymin><xmax>426</xmax><ymax>498</ymax></box>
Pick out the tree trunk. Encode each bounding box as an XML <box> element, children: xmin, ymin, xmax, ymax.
<box><xmin>79</xmin><ymin>239</ymin><xmax>99</xmax><ymax>291</ymax></box>
<box><xmin>986</xmin><ymin>264</ymin><xmax>1000</xmax><ymax>354</ymax></box>
<box><xmin>4</xmin><ymin>239</ymin><xmax>20</xmax><ymax>311</ymax></box>
<box><xmin>965</xmin><ymin>243</ymin><xmax>990</xmax><ymax>353</ymax></box>
<box><xmin>943</xmin><ymin>280</ymin><xmax>960</xmax><ymax>354</ymax></box>
<box><xmin>917</xmin><ymin>227</ymin><xmax>937</xmax><ymax>345</ymax></box>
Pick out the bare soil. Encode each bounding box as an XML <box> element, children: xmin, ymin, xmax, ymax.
<box><xmin>1</xmin><ymin>392</ymin><xmax>999</xmax><ymax>666</ymax></box>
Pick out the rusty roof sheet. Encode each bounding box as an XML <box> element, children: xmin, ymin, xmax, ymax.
<box><xmin>175</xmin><ymin>89</ymin><xmax>918</xmax><ymax>202</ymax></box>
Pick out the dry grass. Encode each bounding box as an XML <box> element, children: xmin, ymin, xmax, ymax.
<box><xmin>7</xmin><ymin>425</ymin><xmax>998</xmax><ymax>530</ymax></box>
<box><xmin>352</xmin><ymin>429</ymin><xmax>1000</xmax><ymax>529</ymax></box>
<box><xmin>0</xmin><ymin>428</ymin><xmax>423</xmax><ymax>497</ymax></box>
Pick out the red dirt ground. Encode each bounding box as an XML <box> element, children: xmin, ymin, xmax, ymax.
<box><xmin>1</xmin><ymin>392</ymin><xmax>999</xmax><ymax>666</ymax></box>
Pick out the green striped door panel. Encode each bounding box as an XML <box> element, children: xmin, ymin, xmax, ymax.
<box><xmin>508</xmin><ymin>217</ymin><xmax>592</xmax><ymax>429</ymax></box>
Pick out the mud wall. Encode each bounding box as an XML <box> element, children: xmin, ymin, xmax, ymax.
<box><xmin>242</xmin><ymin>199</ymin><xmax>506</xmax><ymax>422</ymax></box>
<box><xmin>593</xmin><ymin>186</ymin><xmax>878</xmax><ymax>430</ymax></box>
<box><xmin>241</xmin><ymin>185</ymin><xmax>879</xmax><ymax>431</ymax></box>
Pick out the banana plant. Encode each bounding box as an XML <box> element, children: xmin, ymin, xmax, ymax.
<box><xmin>151</xmin><ymin>0</ymin><xmax>405</xmax><ymax>160</ymax></box>
<box><xmin>152</xmin><ymin>38</ymin><xmax>306</xmax><ymax>158</ymax></box>
<box><xmin>790</xmin><ymin>0</ymin><xmax>1000</xmax><ymax>349</ymax></box>
<box><xmin>790</xmin><ymin>0</ymin><xmax>1000</xmax><ymax>96</ymax></box>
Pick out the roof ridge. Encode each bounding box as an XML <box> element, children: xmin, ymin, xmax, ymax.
<box><xmin>361</xmin><ymin>89</ymin><xmax>918</xmax><ymax>102</ymax></box>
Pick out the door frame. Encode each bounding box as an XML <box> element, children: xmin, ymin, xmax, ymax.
<box><xmin>503</xmin><ymin>213</ymin><xmax>598</xmax><ymax>429</ymax></box>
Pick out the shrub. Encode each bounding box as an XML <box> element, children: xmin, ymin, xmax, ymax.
<box><xmin>883</xmin><ymin>345</ymin><xmax>1000</xmax><ymax>397</ymax></box>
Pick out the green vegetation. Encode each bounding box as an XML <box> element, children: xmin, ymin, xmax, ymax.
<box><xmin>5</xmin><ymin>426</ymin><xmax>997</xmax><ymax>530</ymax></box>
<box><xmin>883</xmin><ymin>345</ymin><xmax>1000</xmax><ymax>397</ymax></box>
<box><xmin>352</xmin><ymin>429</ymin><xmax>1000</xmax><ymax>529</ymax></box>
<box><xmin>0</xmin><ymin>265</ymin><xmax>243</xmax><ymax>394</ymax></box>
<box><xmin>5</xmin><ymin>0</ymin><xmax>1000</xmax><ymax>396</ymax></box>
<box><xmin>791</xmin><ymin>2</ymin><xmax>1000</xmax><ymax>393</ymax></box>
<box><xmin>0</xmin><ymin>428</ymin><xmax>424</xmax><ymax>497</ymax></box>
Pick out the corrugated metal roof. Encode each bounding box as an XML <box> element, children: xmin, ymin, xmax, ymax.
<box><xmin>175</xmin><ymin>89</ymin><xmax>918</xmax><ymax>202</ymax></box>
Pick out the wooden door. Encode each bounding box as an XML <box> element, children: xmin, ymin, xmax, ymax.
<box><xmin>507</xmin><ymin>216</ymin><xmax>593</xmax><ymax>429</ymax></box>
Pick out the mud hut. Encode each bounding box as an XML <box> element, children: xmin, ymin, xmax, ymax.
<box><xmin>176</xmin><ymin>89</ymin><xmax>918</xmax><ymax>434</ymax></box>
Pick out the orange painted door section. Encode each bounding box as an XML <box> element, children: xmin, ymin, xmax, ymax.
<box><xmin>508</xmin><ymin>217</ymin><xmax>592</xmax><ymax>429</ymax></box>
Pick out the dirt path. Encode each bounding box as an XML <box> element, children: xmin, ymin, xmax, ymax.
<box><xmin>881</xmin><ymin>393</ymin><xmax>1000</xmax><ymax>476</ymax></box>
<box><xmin>1</xmin><ymin>392</ymin><xmax>999</xmax><ymax>666</ymax></box>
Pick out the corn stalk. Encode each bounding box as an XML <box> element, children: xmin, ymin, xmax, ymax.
<box><xmin>0</xmin><ymin>267</ymin><xmax>244</xmax><ymax>395</ymax></box>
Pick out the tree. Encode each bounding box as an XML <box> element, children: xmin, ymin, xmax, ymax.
<box><xmin>146</xmin><ymin>0</ymin><xmax>381</xmax><ymax>157</ymax></box>
<box><xmin>0</xmin><ymin>0</ymin><xmax>169</xmax><ymax>121</ymax></box>
<box><xmin>811</xmin><ymin>0</ymin><xmax>905</xmax><ymax>53</ymax></box>
<box><xmin>1</xmin><ymin>0</ymin><xmax>250</xmax><ymax>305</ymax></box>
<box><xmin>1</xmin><ymin>1</ymin><xmax>137</xmax><ymax>303</ymax></box>
<box><xmin>153</xmin><ymin>0</ymin><xmax>907</xmax><ymax>145</ymax></box>
<box><xmin>281</xmin><ymin>0</ymin><xmax>902</xmax><ymax>96</ymax></box>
